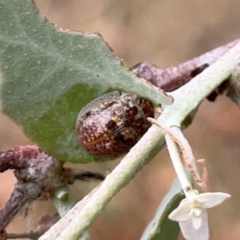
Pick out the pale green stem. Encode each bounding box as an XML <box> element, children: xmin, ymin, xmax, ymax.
<box><xmin>51</xmin><ymin>186</ymin><xmax>92</xmax><ymax>240</ymax></box>
<box><xmin>40</xmin><ymin>42</ymin><xmax>240</xmax><ymax>240</ymax></box>
<box><xmin>165</xmin><ymin>134</ymin><xmax>192</xmax><ymax>198</ymax></box>
<box><xmin>52</xmin><ymin>187</ymin><xmax>75</xmax><ymax>217</ymax></box>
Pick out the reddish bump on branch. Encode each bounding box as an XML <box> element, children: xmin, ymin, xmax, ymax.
<box><xmin>0</xmin><ymin>145</ymin><xmax>62</xmax><ymax>193</ymax></box>
<box><xmin>131</xmin><ymin>39</ymin><xmax>240</xmax><ymax>92</ymax></box>
<box><xmin>0</xmin><ymin>145</ymin><xmax>106</xmax><ymax>232</ymax></box>
<box><xmin>0</xmin><ymin>145</ymin><xmax>62</xmax><ymax>231</ymax></box>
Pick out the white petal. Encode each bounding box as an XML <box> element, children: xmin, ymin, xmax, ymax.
<box><xmin>169</xmin><ymin>199</ymin><xmax>191</xmax><ymax>221</ymax></box>
<box><xmin>179</xmin><ymin>210</ymin><xmax>209</xmax><ymax>240</ymax></box>
<box><xmin>192</xmin><ymin>215</ymin><xmax>203</xmax><ymax>229</ymax></box>
<box><xmin>197</xmin><ymin>192</ymin><xmax>231</xmax><ymax>208</ymax></box>
<box><xmin>193</xmin><ymin>208</ymin><xmax>202</xmax><ymax>217</ymax></box>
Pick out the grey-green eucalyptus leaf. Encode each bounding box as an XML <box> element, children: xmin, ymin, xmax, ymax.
<box><xmin>0</xmin><ymin>0</ymin><xmax>172</xmax><ymax>163</ymax></box>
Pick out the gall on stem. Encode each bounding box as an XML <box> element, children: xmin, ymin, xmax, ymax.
<box><xmin>0</xmin><ymin>145</ymin><xmax>105</xmax><ymax>233</ymax></box>
<box><xmin>0</xmin><ymin>145</ymin><xmax>62</xmax><ymax>231</ymax></box>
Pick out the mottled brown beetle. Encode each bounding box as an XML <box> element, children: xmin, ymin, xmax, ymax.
<box><xmin>76</xmin><ymin>91</ymin><xmax>154</xmax><ymax>157</ymax></box>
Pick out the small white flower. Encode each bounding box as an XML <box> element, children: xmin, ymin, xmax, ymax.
<box><xmin>169</xmin><ymin>192</ymin><xmax>231</xmax><ymax>229</ymax></box>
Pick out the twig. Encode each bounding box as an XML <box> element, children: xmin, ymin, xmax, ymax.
<box><xmin>147</xmin><ymin>118</ymin><xmax>210</xmax><ymax>191</ymax></box>
<box><xmin>51</xmin><ymin>187</ymin><xmax>92</xmax><ymax>240</ymax></box>
<box><xmin>63</xmin><ymin>168</ymin><xmax>105</xmax><ymax>184</ymax></box>
<box><xmin>6</xmin><ymin>231</ymin><xmax>39</xmax><ymax>240</ymax></box>
<box><xmin>132</xmin><ymin>39</ymin><xmax>240</xmax><ymax>91</ymax></box>
<box><xmin>40</xmin><ymin>186</ymin><xmax>100</xmax><ymax>240</ymax></box>
<box><xmin>39</xmin><ymin>41</ymin><xmax>240</xmax><ymax>240</ymax></box>
<box><xmin>0</xmin><ymin>145</ymin><xmax>62</xmax><ymax>231</ymax></box>
<box><xmin>0</xmin><ymin>187</ymin><xmax>29</xmax><ymax>231</ymax></box>
<box><xmin>165</xmin><ymin>134</ymin><xmax>193</xmax><ymax>196</ymax></box>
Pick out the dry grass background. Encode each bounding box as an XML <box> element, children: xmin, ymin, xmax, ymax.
<box><xmin>1</xmin><ymin>0</ymin><xmax>240</xmax><ymax>239</ymax></box>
